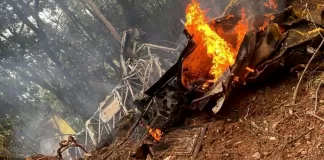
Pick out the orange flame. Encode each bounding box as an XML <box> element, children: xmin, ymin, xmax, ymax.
<box><xmin>258</xmin><ymin>20</ymin><xmax>269</xmax><ymax>31</ymax></box>
<box><xmin>146</xmin><ymin>125</ymin><xmax>162</xmax><ymax>141</ymax></box>
<box><xmin>234</xmin><ymin>8</ymin><xmax>249</xmax><ymax>51</ymax></box>
<box><xmin>182</xmin><ymin>0</ymin><xmax>248</xmax><ymax>87</ymax></box>
<box><xmin>185</xmin><ymin>0</ymin><xmax>235</xmax><ymax>83</ymax></box>
<box><xmin>245</xmin><ymin>67</ymin><xmax>255</xmax><ymax>73</ymax></box>
<box><xmin>263</xmin><ymin>0</ymin><xmax>278</xmax><ymax>10</ymax></box>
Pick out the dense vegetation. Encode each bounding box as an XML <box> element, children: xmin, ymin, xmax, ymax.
<box><xmin>0</xmin><ymin>0</ymin><xmax>191</xmax><ymax>155</ymax></box>
<box><xmin>0</xmin><ymin>0</ymin><xmax>229</xmax><ymax>156</ymax></box>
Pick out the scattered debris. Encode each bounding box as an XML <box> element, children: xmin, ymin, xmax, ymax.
<box><xmin>288</xmin><ymin>128</ymin><xmax>315</xmax><ymax>145</ymax></box>
<box><xmin>25</xmin><ymin>154</ymin><xmax>58</xmax><ymax>160</ymax></box>
<box><xmin>269</xmin><ymin>137</ymin><xmax>277</xmax><ymax>141</ymax></box>
<box><xmin>152</xmin><ymin>126</ymin><xmax>206</xmax><ymax>159</ymax></box>
<box><xmin>57</xmin><ymin>136</ymin><xmax>88</xmax><ymax>159</ymax></box>
<box><xmin>252</xmin><ymin>152</ymin><xmax>261</xmax><ymax>159</ymax></box>
<box><xmin>25</xmin><ymin>136</ymin><xmax>88</xmax><ymax>160</ymax></box>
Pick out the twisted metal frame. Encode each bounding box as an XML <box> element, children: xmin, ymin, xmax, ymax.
<box><xmin>83</xmin><ymin>43</ymin><xmax>179</xmax><ymax>147</ymax></box>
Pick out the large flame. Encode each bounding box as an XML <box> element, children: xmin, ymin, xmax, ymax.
<box><xmin>182</xmin><ymin>0</ymin><xmax>248</xmax><ymax>89</ymax></box>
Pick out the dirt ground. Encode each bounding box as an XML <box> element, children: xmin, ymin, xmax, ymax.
<box><xmin>189</xmin><ymin>1</ymin><xmax>324</xmax><ymax>159</ymax></box>
<box><xmin>293</xmin><ymin>0</ymin><xmax>323</xmax><ymax>10</ymax></box>
<box><xmin>190</xmin><ymin>72</ymin><xmax>324</xmax><ymax>160</ymax></box>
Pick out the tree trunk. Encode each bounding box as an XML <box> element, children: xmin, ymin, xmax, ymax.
<box><xmin>7</xmin><ymin>0</ymin><xmax>92</xmax><ymax>120</ymax></box>
<box><xmin>0</xmin><ymin>62</ymin><xmax>89</xmax><ymax>119</ymax></box>
<box><xmin>54</xmin><ymin>0</ymin><xmax>120</xmax><ymax>72</ymax></box>
<box><xmin>19</xmin><ymin>0</ymin><xmax>98</xmax><ymax>98</ymax></box>
<box><xmin>8</xmin><ymin>0</ymin><xmax>63</xmax><ymax>69</ymax></box>
<box><xmin>82</xmin><ymin>0</ymin><xmax>121</xmax><ymax>42</ymax></box>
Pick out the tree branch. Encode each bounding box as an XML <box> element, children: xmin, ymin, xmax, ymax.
<box><xmin>292</xmin><ymin>38</ymin><xmax>324</xmax><ymax>104</ymax></box>
<box><xmin>0</xmin><ymin>33</ymin><xmax>8</xmax><ymax>40</ymax></box>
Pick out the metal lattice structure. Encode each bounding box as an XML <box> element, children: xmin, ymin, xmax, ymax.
<box><xmin>84</xmin><ymin>42</ymin><xmax>180</xmax><ymax>147</ymax></box>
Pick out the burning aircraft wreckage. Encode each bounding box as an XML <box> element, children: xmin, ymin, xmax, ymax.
<box><xmin>87</xmin><ymin>0</ymin><xmax>324</xmax><ymax>159</ymax></box>
<box><xmin>27</xmin><ymin>0</ymin><xmax>324</xmax><ymax>159</ymax></box>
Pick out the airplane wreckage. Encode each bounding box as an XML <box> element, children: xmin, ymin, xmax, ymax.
<box><xmin>26</xmin><ymin>0</ymin><xmax>324</xmax><ymax>159</ymax></box>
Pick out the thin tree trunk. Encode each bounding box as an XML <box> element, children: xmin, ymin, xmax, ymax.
<box><xmin>7</xmin><ymin>0</ymin><xmax>92</xmax><ymax>119</ymax></box>
<box><xmin>0</xmin><ymin>62</ymin><xmax>89</xmax><ymax>119</ymax></box>
<box><xmin>19</xmin><ymin>0</ymin><xmax>98</xmax><ymax>99</ymax></box>
<box><xmin>54</xmin><ymin>0</ymin><xmax>120</xmax><ymax>73</ymax></box>
<box><xmin>8</xmin><ymin>0</ymin><xmax>62</xmax><ymax>68</ymax></box>
<box><xmin>82</xmin><ymin>0</ymin><xmax>121</xmax><ymax>42</ymax></box>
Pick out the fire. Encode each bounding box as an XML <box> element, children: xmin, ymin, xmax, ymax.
<box><xmin>182</xmin><ymin>0</ymin><xmax>249</xmax><ymax>88</ymax></box>
<box><xmin>185</xmin><ymin>0</ymin><xmax>234</xmax><ymax>83</ymax></box>
<box><xmin>263</xmin><ymin>0</ymin><xmax>278</xmax><ymax>10</ymax></box>
<box><xmin>146</xmin><ymin>125</ymin><xmax>162</xmax><ymax>141</ymax></box>
<box><xmin>259</xmin><ymin>20</ymin><xmax>269</xmax><ymax>31</ymax></box>
<box><xmin>234</xmin><ymin>8</ymin><xmax>249</xmax><ymax>51</ymax></box>
<box><xmin>140</xmin><ymin>121</ymin><xmax>163</xmax><ymax>141</ymax></box>
<box><xmin>245</xmin><ymin>67</ymin><xmax>255</xmax><ymax>73</ymax></box>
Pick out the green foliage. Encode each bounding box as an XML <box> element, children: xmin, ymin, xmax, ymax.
<box><xmin>0</xmin><ymin>115</ymin><xmax>14</xmax><ymax>138</ymax></box>
<box><xmin>0</xmin><ymin>0</ymin><xmax>190</xmax><ymax>154</ymax></box>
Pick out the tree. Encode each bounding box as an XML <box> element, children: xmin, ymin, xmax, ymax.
<box><xmin>82</xmin><ymin>0</ymin><xmax>121</xmax><ymax>42</ymax></box>
<box><xmin>0</xmin><ymin>0</ymin><xmax>192</xmax><ymax>155</ymax></box>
